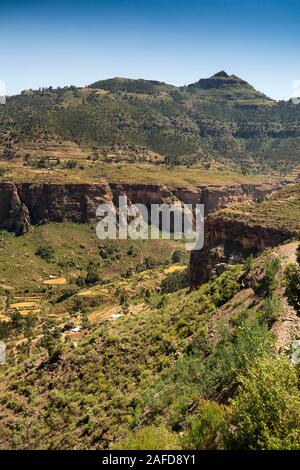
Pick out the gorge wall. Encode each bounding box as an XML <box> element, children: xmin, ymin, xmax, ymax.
<box><xmin>189</xmin><ymin>214</ymin><xmax>297</xmax><ymax>288</ymax></box>
<box><xmin>0</xmin><ymin>180</ymin><xmax>283</xmax><ymax>235</ymax></box>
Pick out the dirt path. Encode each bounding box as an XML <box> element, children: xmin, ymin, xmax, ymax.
<box><xmin>275</xmin><ymin>240</ymin><xmax>298</xmax><ymax>265</ymax></box>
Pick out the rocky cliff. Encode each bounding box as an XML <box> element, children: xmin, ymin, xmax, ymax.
<box><xmin>0</xmin><ymin>180</ymin><xmax>286</xmax><ymax>235</ymax></box>
<box><xmin>190</xmin><ymin>214</ymin><xmax>297</xmax><ymax>288</ymax></box>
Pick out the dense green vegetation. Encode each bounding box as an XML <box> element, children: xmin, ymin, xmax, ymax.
<box><xmin>285</xmin><ymin>243</ymin><xmax>300</xmax><ymax>315</ymax></box>
<box><xmin>1</xmin><ymin>72</ymin><xmax>300</xmax><ymax>174</ymax></box>
<box><xmin>1</xmin><ymin>70</ymin><xmax>300</xmax><ymax>450</ymax></box>
<box><xmin>0</xmin><ymin>244</ymin><xmax>299</xmax><ymax>450</ymax></box>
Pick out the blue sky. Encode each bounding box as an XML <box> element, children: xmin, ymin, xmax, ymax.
<box><xmin>1</xmin><ymin>0</ymin><xmax>300</xmax><ymax>99</ymax></box>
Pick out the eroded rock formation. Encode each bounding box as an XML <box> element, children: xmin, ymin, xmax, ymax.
<box><xmin>190</xmin><ymin>215</ymin><xmax>297</xmax><ymax>288</ymax></box>
<box><xmin>0</xmin><ymin>180</ymin><xmax>287</xmax><ymax>235</ymax></box>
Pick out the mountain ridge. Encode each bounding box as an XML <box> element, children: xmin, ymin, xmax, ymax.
<box><xmin>1</xmin><ymin>71</ymin><xmax>300</xmax><ymax>175</ymax></box>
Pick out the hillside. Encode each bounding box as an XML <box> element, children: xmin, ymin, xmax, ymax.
<box><xmin>214</xmin><ymin>183</ymin><xmax>300</xmax><ymax>232</ymax></box>
<box><xmin>1</xmin><ymin>71</ymin><xmax>300</xmax><ymax>452</ymax></box>
<box><xmin>190</xmin><ymin>184</ymin><xmax>300</xmax><ymax>286</ymax></box>
<box><xmin>1</xmin><ymin>71</ymin><xmax>300</xmax><ymax>177</ymax></box>
<box><xmin>0</xmin><ymin>236</ymin><xmax>300</xmax><ymax>449</ymax></box>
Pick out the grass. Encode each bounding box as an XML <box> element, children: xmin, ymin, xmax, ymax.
<box><xmin>217</xmin><ymin>184</ymin><xmax>300</xmax><ymax>232</ymax></box>
<box><xmin>43</xmin><ymin>277</ymin><xmax>67</xmax><ymax>285</ymax></box>
<box><xmin>0</xmin><ymin>159</ymin><xmax>274</xmax><ymax>187</ymax></box>
<box><xmin>0</xmin><ymin>233</ymin><xmax>299</xmax><ymax>450</ymax></box>
<box><xmin>0</xmin><ymin>222</ymin><xmax>186</xmax><ymax>292</ymax></box>
<box><xmin>0</xmin><ymin>265</ymin><xmax>242</xmax><ymax>449</ymax></box>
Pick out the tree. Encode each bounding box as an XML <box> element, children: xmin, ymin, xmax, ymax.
<box><xmin>85</xmin><ymin>263</ymin><xmax>100</xmax><ymax>285</ymax></box>
<box><xmin>182</xmin><ymin>400</ymin><xmax>229</xmax><ymax>449</ymax></box>
<box><xmin>285</xmin><ymin>263</ymin><xmax>300</xmax><ymax>315</ymax></box>
<box><xmin>227</xmin><ymin>356</ymin><xmax>300</xmax><ymax>450</ymax></box>
<box><xmin>40</xmin><ymin>323</ymin><xmax>62</xmax><ymax>363</ymax></box>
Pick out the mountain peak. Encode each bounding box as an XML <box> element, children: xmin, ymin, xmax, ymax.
<box><xmin>187</xmin><ymin>71</ymin><xmax>254</xmax><ymax>92</ymax></box>
<box><xmin>211</xmin><ymin>70</ymin><xmax>229</xmax><ymax>78</ymax></box>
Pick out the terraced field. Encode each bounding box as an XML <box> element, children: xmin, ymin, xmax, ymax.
<box><xmin>218</xmin><ymin>183</ymin><xmax>300</xmax><ymax>231</ymax></box>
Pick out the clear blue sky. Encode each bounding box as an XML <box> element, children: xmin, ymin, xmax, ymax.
<box><xmin>1</xmin><ymin>0</ymin><xmax>300</xmax><ymax>99</ymax></box>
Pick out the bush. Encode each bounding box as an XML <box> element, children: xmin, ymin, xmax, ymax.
<box><xmin>127</xmin><ymin>246</ymin><xmax>136</xmax><ymax>256</ymax></box>
<box><xmin>209</xmin><ymin>267</ymin><xmax>241</xmax><ymax>307</ymax></box>
<box><xmin>257</xmin><ymin>258</ymin><xmax>280</xmax><ymax>297</ymax></box>
<box><xmin>35</xmin><ymin>246</ymin><xmax>54</xmax><ymax>262</ymax></box>
<box><xmin>65</xmin><ymin>159</ymin><xmax>77</xmax><ymax>169</ymax></box>
<box><xmin>112</xmin><ymin>425</ymin><xmax>180</xmax><ymax>450</ymax></box>
<box><xmin>201</xmin><ymin>319</ymin><xmax>275</xmax><ymax>398</ymax></box>
<box><xmin>257</xmin><ymin>295</ymin><xmax>281</xmax><ymax>327</ymax></box>
<box><xmin>143</xmin><ymin>257</ymin><xmax>157</xmax><ymax>270</ymax></box>
<box><xmin>226</xmin><ymin>356</ymin><xmax>300</xmax><ymax>449</ymax></box>
<box><xmin>171</xmin><ymin>251</ymin><xmax>182</xmax><ymax>263</ymax></box>
<box><xmin>244</xmin><ymin>254</ymin><xmax>255</xmax><ymax>273</ymax></box>
<box><xmin>76</xmin><ymin>275</ymin><xmax>86</xmax><ymax>288</ymax></box>
<box><xmin>285</xmin><ymin>263</ymin><xmax>300</xmax><ymax>315</ymax></box>
<box><xmin>161</xmin><ymin>270</ymin><xmax>189</xmax><ymax>293</ymax></box>
<box><xmin>85</xmin><ymin>264</ymin><xmax>101</xmax><ymax>285</ymax></box>
<box><xmin>264</xmin><ymin>257</ymin><xmax>280</xmax><ymax>296</ymax></box>
<box><xmin>182</xmin><ymin>400</ymin><xmax>229</xmax><ymax>449</ymax></box>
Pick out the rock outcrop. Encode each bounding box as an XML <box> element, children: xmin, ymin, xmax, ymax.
<box><xmin>0</xmin><ymin>180</ymin><xmax>287</xmax><ymax>235</ymax></box>
<box><xmin>190</xmin><ymin>214</ymin><xmax>297</xmax><ymax>288</ymax></box>
<box><xmin>0</xmin><ymin>183</ymin><xmax>31</xmax><ymax>235</ymax></box>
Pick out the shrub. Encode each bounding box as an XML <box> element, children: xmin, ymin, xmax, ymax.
<box><xmin>201</xmin><ymin>319</ymin><xmax>275</xmax><ymax>398</ymax></box>
<box><xmin>127</xmin><ymin>246</ymin><xmax>136</xmax><ymax>256</ymax></box>
<box><xmin>285</xmin><ymin>263</ymin><xmax>300</xmax><ymax>315</ymax></box>
<box><xmin>171</xmin><ymin>251</ymin><xmax>182</xmax><ymax>263</ymax></box>
<box><xmin>35</xmin><ymin>246</ymin><xmax>54</xmax><ymax>262</ymax></box>
<box><xmin>256</xmin><ymin>258</ymin><xmax>280</xmax><ymax>297</ymax></box>
<box><xmin>182</xmin><ymin>400</ymin><xmax>230</xmax><ymax>450</ymax></box>
<box><xmin>226</xmin><ymin>356</ymin><xmax>300</xmax><ymax>449</ymax></box>
<box><xmin>257</xmin><ymin>295</ymin><xmax>281</xmax><ymax>327</ymax></box>
<box><xmin>65</xmin><ymin>159</ymin><xmax>77</xmax><ymax>169</ymax></box>
<box><xmin>264</xmin><ymin>257</ymin><xmax>280</xmax><ymax>296</ymax></box>
<box><xmin>209</xmin><ymin>267</ymin><xmax>241</xmax><ymax>307</ymax></box>
<box><xmin>244</xmin><ymin>254</ymin><xmax>255</xmax><ymax>273</ymax></box>
<box><xmin>85</xmin><ymin>264</ymin><xmax>101</xmax><ymax>285</ymax></box>
<box><xmin>161</xmin><ymin>270</ymin><xmax>189</xmax><ymax>293</ymax></box>
<box><xmin>112</xmin><ymin>425</ymin><xmax>180</xmax><ymax>450</ymax></box>
<box><xmin>76</xmin><ymin>275</ymin><xmax>86</xmax><ymax>288</ymax></box>
<box><xmin>144</xmin><ymin>257</ymin><xmax>157</xmax><ymax>269</ymax></box>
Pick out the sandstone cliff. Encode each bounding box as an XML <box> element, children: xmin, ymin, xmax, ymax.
<box><xmin>0</xmin><ymin>180</ymin><xmax>285</xmax><ymax>235</ymax></box>
<box><xmin>190</xmin><ymin>214</ymin><xmax>297</xmax><ymax>288</ymax></box>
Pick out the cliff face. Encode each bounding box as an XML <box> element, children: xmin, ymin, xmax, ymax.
<box><xmin>175</xmin><ymin>183</ymin><xmax>274</xmax><ymax>214</ymax></box>
<box><xmin>0</xmin><ymin>180</ymin><xmax>285</xmax><ymax>235</ymax></box>
<box><xmin>0</xmin><ymin>183</ymin><xmax>112</xmax><ymax>234</ymax></box>
<box><xmin>190</xmin><ymin>215</ymin><xmax>297</xmax><ymax>288</ymax></box>
<box><xmin>0</xmin><ymin>183</ymin><xmax>31</xmax><ymax>235</ymax></box>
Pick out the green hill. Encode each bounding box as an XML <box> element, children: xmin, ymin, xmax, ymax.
<box><xmin>1</xmin><ymin>71</ymin><xmax>300</xmax><ymax>175</ymax></box>
<box><xmin>1</xmin><ymin>239</ymin><xmax>300</xmax><ymax>449</ymax></box>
